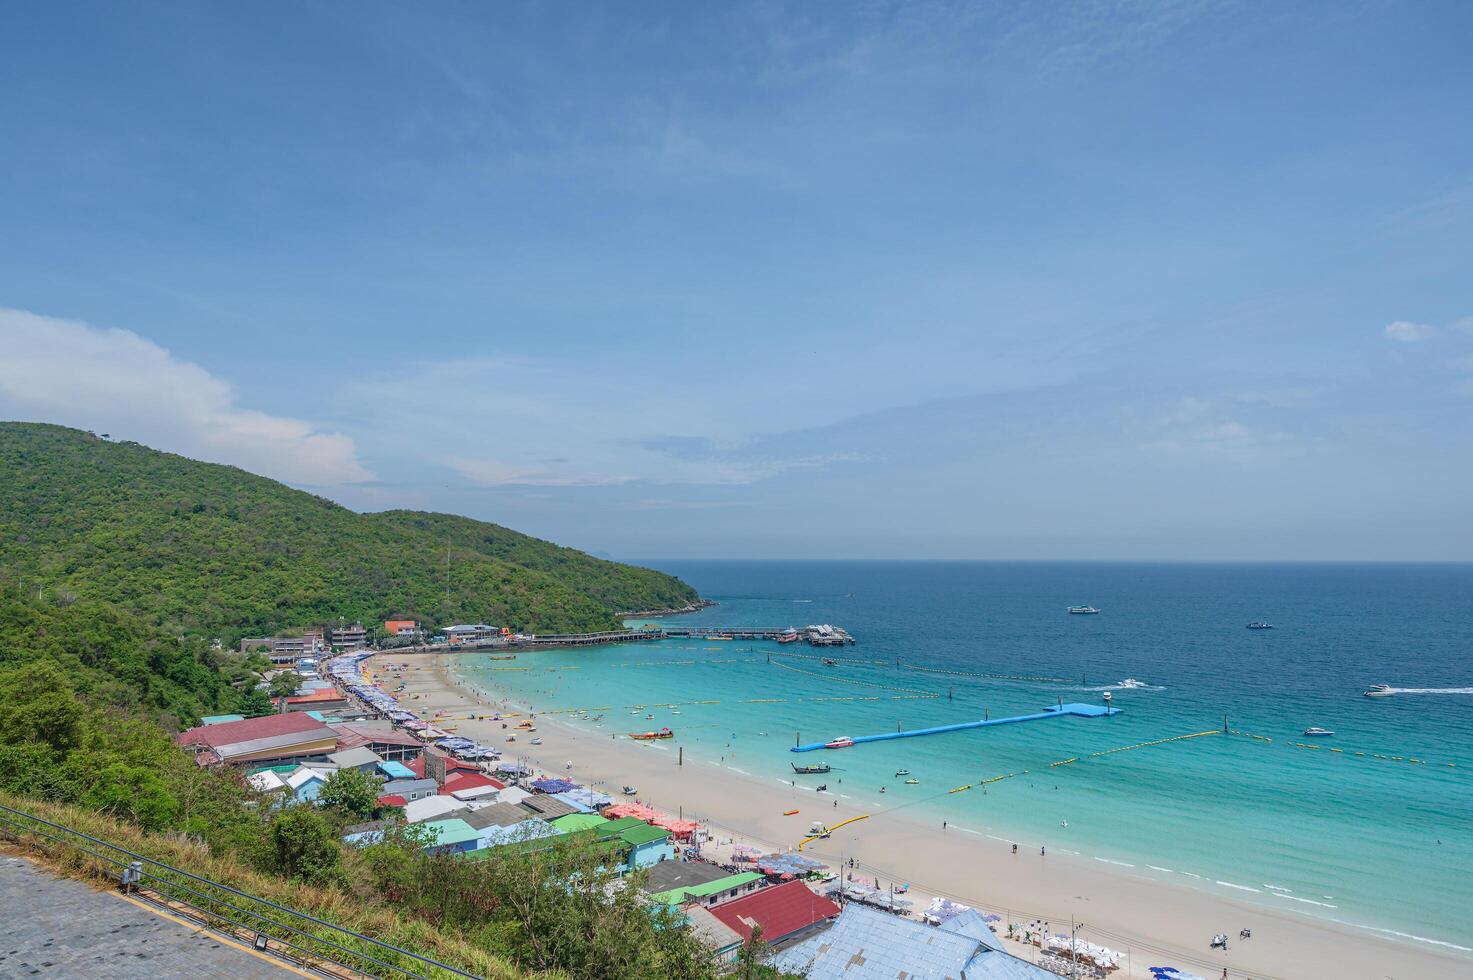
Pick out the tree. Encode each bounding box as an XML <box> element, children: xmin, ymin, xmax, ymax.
<box><xmin>268</xmin><ymin>671</ymin><xmax>304</xmax><ymax>699</ymax></box>
<box><xmin>82</xmin><ymin>762</ymin><xmax>180</xmax><ymax>831</ymax></box>
<box><xmin>0</xmin><ymin>661</ymin><xmax>85</xmax><ymax>753</ymax></box>
<box><xmin>263</xmin><ymin>808</ymin><xmax>342</xmax><ymax>885</ymax></box>
<box><xmin>238</xmin><ymin>687</ymin><xmax>274</xmax><ymax>717</ymax></box>
<box><xmin>318</xmin><ymin>767</ymin><xmax>382</xmax><ymax>819</ymax></box>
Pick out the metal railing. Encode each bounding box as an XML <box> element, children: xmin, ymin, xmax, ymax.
<box><xmin>0</xmin><ymin>801</ymin><xmax>481</xmax><ymax>980</ymax></box>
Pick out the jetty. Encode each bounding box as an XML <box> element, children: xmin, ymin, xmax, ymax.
<box><xmin>790</xmin><ymin>702</ymin><xmax>1120</xmax><ymax>753</ymax></box>
<box><xmin>380</xmin><ymin>623</ymin><xmax>855</xmax><ymax>655</ymax></box>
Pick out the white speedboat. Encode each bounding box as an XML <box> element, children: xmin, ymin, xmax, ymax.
<box><xmin>1303</xmin><ymin>727</ymin><xmax>1334</xmax><ymax>737</ymax></box>
<box><xmin>1068</xmin><ymin>605</ymin><xmax>1100</xmax><ymax>615</ymax></box>
<box><xmin>1118</xmin><ymin>678</ymin><xmax>1147</xmax><ymax>689</ymax></box>
<box><xmin>1363</xmin><ymin>684</ymin><xmax>1395</xmax><ymax>698</ymax></box>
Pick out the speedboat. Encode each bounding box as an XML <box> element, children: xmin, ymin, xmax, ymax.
<box><xmin>824</xmin><ymin>736</ymin><xmax>855</xmax><ymax>749</ymax></box>
<box><xmin>894</xmin><ymin>769</ymin><xmax>910</xmax><ymax>776</ymax></box>
<box><xmin>1364</xmin><ymin>684</ymin><xmax>1395</xmax><ymax>698</ymax></box>
<box><xmin>1303</xmin><ymin>727</ymin><xmax>1334</xmax><ymax>737</ymax></box>
<box><xmin>529</xmin><ymin>737</ymin><xmax>543</xmax><ymax>745</ymax></box>
<box><xmin>822</xmin><ymin>658</ymin><xmax>839</xmax><ymax>667</ymax></box>
<box><xmin>1118</xmin><ymin>678</ymin><xmax>1147</xmax><ymax>689</ymax></box>
<box><xmin>1247</xmin><ymin>622</ymin><xmax>1274</xmax><ymax>630</ymax></box>
<box><xmin>621</xmin><ymin>785</ymin><xmax>638</xmax><ymax>795</ymax></box>
<box><xmin>904</xmin><ymin>778</ymin><xmax>919</xmax><ymax>785</ymax></box>
<box><xmin>1068</xmin><ymin>605</ymin><xmax>1100</xmax><ymax>615</ymax></box>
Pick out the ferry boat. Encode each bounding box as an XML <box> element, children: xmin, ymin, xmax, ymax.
<box><xmin>630</xmin><ymin>727</ymin><xmax>675</xmax><ymax>740</ymax></box>
<box><xmin>1067</xmin><ymin>605</ymin><xmax>1100</xmax><ymax>615</ymax></box>
<box><xmin>792</xmin><ymin>762</ymin><xmax>832</xmax><ymax>774</ymax></box>
<box><xmin>1303</xmin><ymin>727</ymin><xmax>1334</xmax><ymax>737</ymax></box>
<box><xmin>777</xmin><ymin>629</ymin><xmax>801</xmax><ymax>644</ymax></box>
<box><xmin>824</xmin><ymin>736</ymin><xmax>855</xmax><ymax>749</ymax></box>
<box><xmin>1246</xmin><ymin>622</ymin><xmax>1274</xmax><ymax>630</ymax></box>
<box><xmin>1363</xmin><ymin>684</ymin><xmax>1395</xmax><ymax>698</ymax></box>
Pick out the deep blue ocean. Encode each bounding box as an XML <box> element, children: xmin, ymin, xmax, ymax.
<box><xmin>465</xmin><ymin>561</ymin><xmax>1473</xmax><ymax>952</ymax></box>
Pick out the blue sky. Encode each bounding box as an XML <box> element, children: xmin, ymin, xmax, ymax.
<box><xmin>2</xmin><ymin>1</ymin><xmax>1471</xmax><ymax>559</ymax></box>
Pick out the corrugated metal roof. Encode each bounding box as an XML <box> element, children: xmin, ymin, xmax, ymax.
<box><xmin>649</xmin><ymin>872</ymin><xmax>764</xmax><ymax>905</ymax></box>
<box><xmin>327</xmin><ymin>747</ymin><xmax>382</xmax><ymax>769</ymax></box>
<box><xmin>419</xmin><ymin>818</ymin><xmax>481</xmax><ymax>847</ymax></box>
<box><xmin>683</xmin><ymin>906</ymin><xmax>744</xmax><ymax>954</ymax></box>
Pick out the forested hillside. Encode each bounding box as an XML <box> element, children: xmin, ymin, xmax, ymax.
<box><xmin>0</xmin><ymin>423</ymin><xmax>698</xmax><ymax>638</ymax></box>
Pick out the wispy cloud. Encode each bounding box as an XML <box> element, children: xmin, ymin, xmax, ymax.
<box><xmin>1384</xmin><ymin>319</ymin><xmax>1440</xmax><ymax>342</ymax></box>
<box><xmin>0</xmin><ymin>308</ymin><xmax>372</xmax><ymax>486</ymax></box>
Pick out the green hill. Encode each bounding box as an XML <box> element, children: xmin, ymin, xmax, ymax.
<box><xmin>0</xmin><ymin>422</ymin><xmax>698</xmax><ymax>638</ymax></box>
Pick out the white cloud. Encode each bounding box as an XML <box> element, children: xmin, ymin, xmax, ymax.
<box><xmin>0</xmin><ymin>308</ymin><xmax>372</xmax><ymax>485</ymax></box>
<box><xmin>1384</xmin><ymin>320</ymin><xmax>1439</xmax><ymax>342</ymax></box>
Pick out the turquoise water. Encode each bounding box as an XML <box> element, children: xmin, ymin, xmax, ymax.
<box><xmin>462</xmin><ymin>561</ymin><xmax>1473</xmax><ymax>953</ymax></box>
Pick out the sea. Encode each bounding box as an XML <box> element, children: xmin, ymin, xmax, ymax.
<box><xmin>460</xmin><ymin>560</ymin><xmax>1473</xmax><ymax>953</ymax></box>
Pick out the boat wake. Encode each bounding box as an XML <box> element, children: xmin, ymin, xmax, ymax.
<box><xmin>1374</xmin><ymin>686</ymin><xmax>1473</xmax><ymax>695</ymax></box>
<box><xmin>1085</xmin><ymin>679</ymin><xmax>1166</xmax><ymax>692</ymax></box>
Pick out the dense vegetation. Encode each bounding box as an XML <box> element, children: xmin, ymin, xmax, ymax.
<box><xmin>0</xmin><ymin>422</ymin><xmax>698</xmax><ymax>639</ymax></box>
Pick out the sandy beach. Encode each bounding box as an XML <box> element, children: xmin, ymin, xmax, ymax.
<box><xmin>377</xmin><ymin>650</ymin><xmax>1466</xmax><ymax>980</ymax></box>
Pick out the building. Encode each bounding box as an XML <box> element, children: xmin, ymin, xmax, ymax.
<box><xmin>282</xmin><ymin>688</ymin><xmax>349</xmax><ymax>713</ymax></box>
<box><xmin>239</xmin><ymin>630</ymin><xmax>325</xmax><ymax>664</ymax></box>
<box><xmin>403</xmin><ymin>795</ymin><xmax>468</xmax><ymax>824</ymax></box>
<box><xmin>329</xmin><ymin>722</ymin><xmax>424</xmax><ymax>763</ymax></box>
<box><xmin>708</xmin><ymin>879</ymin><xmax>840</xmax><ymax>948</ymax></box>
<box><xmin>768</xmin><ymin>904</ymin><xmax>1057</xmax><ymax>980</ymax></box>
<box><xmin>644</xmin><ymin>864</ymin><xmax>765</xmax><ymax>907</ymax></box>
<box><xmin>330</xmin><ymin>624</ymin><xmax>368</xmax><ymax>651</ymax></box>
<box><xmin>177</xmin><ymin>713</ymin><xmax>338</xmax><ymax>768</ymax></box>
<box><xmin>418</xmin><ymin>818</ymin><xmax>483</xmax><ymax>856</ymax></box>
<box><xmin>683</xmin><ymin>906</ymin><xmax>745</xmax><ymax>964</ymax></box>
<box><xmin>443</xmin><ymin>624</ymin><xmax>499</xmax><ymax>646</ymax></box>
<box><xmin>326</xmin><ymin>747</ymin><xmax>383</xmax><ymax>773</ymax></box>
<box><xmin>383</xmin><ymin>619</ymin><xmax>420</xmax><ymax>637</ymax></box>
<box><xmin>283</xmin><ymin>766</ymin><xmax>330</xmax><ymax>803</ymax></box>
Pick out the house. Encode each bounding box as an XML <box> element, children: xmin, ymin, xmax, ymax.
<box><xmin>326</xmin><ymin>747</ymin><xmax>383</xmax><ymax>772</ymax></box>
<box><xmin>284</xmin><ymin>765</ymin><xmax>330</xmax><ymax>803</ymax></box>
<box><xmin>241</xmin><ymin>631</ymin><xmax>325</xmax><ymax>664</ymax></box>
<box><xmin>614</xmin><ymin>822</ymin><xmax>675</xmax><ymax>870</ymax></box>
<box><xmin>473</xmin><ymin>818</ymin><xmax>562</xmax><ymax>851</ymax></box>
<box><xmin>377</xmin><ymin>759</ymin><xmax>437</xmax><ymax>802</ymax></box>
<box><xmin>683</xmin><ymin>905</ymin><xmax>745</xmax><ymax>964</ymax></box>
<box><xmin>644</xmin><ymin>864</ymin><xmax>765</xmax><ymax>907</ymax></box>
<box><xmin>383</xmin><ymin>619</ymin><xmax>420</xmax><ymax>637</ymax></box>
<box><xmin>443</xmin><ymin>624</ymin><xmax>498</xmax><ymax>646</ymax></box>
<box><xmin>246</xmin><ymin>770</ymin><xmax>288</xmax><ymax>794</ymax></box>
<box><xmin>518</xmin><ymin>794</ymin><xmax>581</xmax><ymax>820</ymax></box>
<box><xmin>418</xmin><ymin>818</ymin><xmax>482</xmax><ymax>856</ymax></box>
<box><xmin>445</xmin><ymin>772</ymin><xmax>502</xmax><ymax>801</ymax></box>
<box><xmin>463</xmin><ymin>803</ymin><xmax>535</xmax><ymax>832</ymax></box>
<box><xmin>404</xmin><ymin>795</ymin><xmax>468</xmax><ymax>824</ymax></box>
<box><xmin>768</xmin><ymin>904</ymin><xmax>1057</xmax><ymax>980</ymax></box>
<box><xmin>177</xmin><ymin>713</ymin><xmax>337</xmax><ymax>767</ymax></box>
<box><xmin>708</xmin><ymin>879</ymin><xmax>840</xmax><ymax>948</ymax></box>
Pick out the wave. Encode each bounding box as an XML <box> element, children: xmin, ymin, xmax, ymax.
<box><xmin>1082</xmin><ymin>680</ymin><xmax>1167</xmax><ymax>692</ymax></box>
<box><xmin>1095</xmin><ymin>857</ymin><xmax>1135</xmax><ymax>867</ymax></box>
<box><xmin>1216</xmin><ymin>880</ymin><xmax>1262</xmax><ymax>893</ymax></box>
<box><xmin>1276</xmin><ymin>894</ymin><xmax>1337</xmax><ymax>909</ymax></box>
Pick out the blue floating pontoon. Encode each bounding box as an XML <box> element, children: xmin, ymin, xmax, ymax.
<box><xmin>791</xmin><ymin>702</ymin><xmax>1121</xmax><ymax>752</ymax></box>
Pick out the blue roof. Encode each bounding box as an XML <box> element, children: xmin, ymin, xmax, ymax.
<box><xmin>769</xmin><ymin>904</ymin><xmax>1054</xmax><ymax>980</ymax></box>
<box><xmin>938</xmin><ymin>908</ymin><xmax>1007</xmax><ymax>953</ymax></box>
<box><xmin>377</xmin><ymin>760</ymin><xmax>415</xmax><ymax>780</ymax></box>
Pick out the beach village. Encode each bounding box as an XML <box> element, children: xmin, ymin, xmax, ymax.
<box><xmin>174</xmin><ymin>623</ymin><xmax>1159</xmax><ymax>980</ymax></box>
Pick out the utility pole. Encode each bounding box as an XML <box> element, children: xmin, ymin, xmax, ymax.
<box><xmin>1070</xmin><ymin>917</ymin><xmax>1083</xmax><ymax>980</ymax></box>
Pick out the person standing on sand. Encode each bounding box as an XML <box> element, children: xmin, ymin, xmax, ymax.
<box><xmin>1041</xmin><ymin>845</ymin><xmax>1046</xmax><ymax>856</ymax></box>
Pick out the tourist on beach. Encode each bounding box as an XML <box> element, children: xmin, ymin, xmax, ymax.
<box><xmin>1012</xmin><ymin>843</ymin><xmax>1018</xmax><ymax>854</ymax></box>
<box><xmin>1041</xmin><ymin>845</ymin><xmax>1046</xmax><ymax>856</ymax></box>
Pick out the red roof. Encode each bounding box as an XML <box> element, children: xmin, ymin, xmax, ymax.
<box><xmin>444</xmin><ymin>772</ymin><xmax>500</xmax><ymax>793</ymax></box>
<box><xmin>376</xmin><ymin>794</ymin><xmax>407</xmax><ymax>806</ymax></box>
<box><xmin>178</xmin><ymin>712</ymin><xmax>331</xmax><ymax>749</ymax></box>
<box><xmin>407</xmin><ymin>755</ymin><xmax>426</xmax><ymax>779</ymax></box>
<box><xmin>384</xmin><ymin>619</ymin><xmax>417</xmax><ymax>632</ymax></box>
<box><xmin>708</xmin><ymin>880</ymin><xmax>840</xmax><ymax>945</ymax></box>
<box><xmin>284</xmin><ymin>689</ymin><xmax>347</xmax><ymax>704</ymax></box>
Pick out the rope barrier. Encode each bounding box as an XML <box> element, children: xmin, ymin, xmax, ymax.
<box><xmin>1228</xmin><ymin>729</ymin><xmax>1460</xmax><ymax>770</ymax></box>
<box><xmin>899</xmin><ymin>662</ymin><xmax>1074</xmax><ymax>684</ymax></box>
<box><xmin>770</xmin><ymin>657</ymin><xmax>939</xmax><ymax>696</ymax></box>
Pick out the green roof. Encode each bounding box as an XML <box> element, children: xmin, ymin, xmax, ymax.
<box><xmin>597</xmin><ymin>816</ymin><xmax>649</xmax><ymax>835</ymax></box>
<box><xmin>551</xmin><ymin>813</ymin><xmax>608</xmax><ymax>834</ymax></box>
<box><xmin>419</xmin><ymin>818</ymin><xmax>481</xmax><ymax>847</ymax></box>
<box><xmin>650</xmin><ymin>871</ymin><xmax>763</xmax><ymax>905</ymax></box>
<box><xmin>619</xmin><ymin>824</ymin><xmax>671</xmax><ymax>847</ymax></box>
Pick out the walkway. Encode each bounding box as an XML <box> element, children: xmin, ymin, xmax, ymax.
<box><xmin>0</xmin><ymin>853</ymin><xmax>296</xmax><ymax>978</ymax></box>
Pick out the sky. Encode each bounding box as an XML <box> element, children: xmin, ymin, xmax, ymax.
<box><xmin>2</xmin><ymin>1</ymin><xmax>1471</xmax><ymax>560</ymax></box>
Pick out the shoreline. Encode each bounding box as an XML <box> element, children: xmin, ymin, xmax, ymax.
<box><xmin>387</xmin><ymin>650</ymin><xmax>1470</xmax><ymax>980</ymax></box>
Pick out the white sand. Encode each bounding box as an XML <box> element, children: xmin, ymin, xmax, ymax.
<box><xmin>371</xmin><ymin>652</ymin><xmax>1469</xmax><ymax>980</ymax></box>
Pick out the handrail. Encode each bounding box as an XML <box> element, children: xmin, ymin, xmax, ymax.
<box><xmin>0</xmin><ymin>801</ymin><xmax>481</xmax><ymax>980</ymax></box>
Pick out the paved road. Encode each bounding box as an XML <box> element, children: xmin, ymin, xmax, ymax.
<box><xmin>0</xmin><ymin>854</ymin><xmax>295</xmax><ymax>978</ymax></box>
